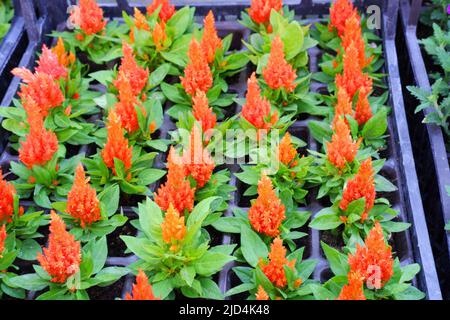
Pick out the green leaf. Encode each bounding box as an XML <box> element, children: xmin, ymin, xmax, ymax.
<box><xmin>375</xmin><ymin>174</ymin><xmax>398</xmax><ymax>192</ymax></box>
<box><xmin>8</xmin><ymin>274</ymin><xmax>49</xmax><ymax>291</ymax></box>
<box><xmin>187</xmin><ymin>196</ymin><xmax>220</xmax><ymax>228</ymax></box>
<box><xmin>149</xmin><ymin>64</ymin><xmax>171</xmax><ymax>88</ymax></box>
<box><xmin>17</xmin><ymin>239</ymin><xmax>41</xmax><ymax>261</ymax></box>
<box><xmin>362</xmin><ymin>109</ymin><xmax>388</xmax><ymax>139</ymax></box>
<box><xmin>180</xmin><ymin>266</ymin><xmax>196</xmax><ymax>286</ymax></box>
<box><xmin>240</xmin><ymin>226</ymin><xmax>268</xmax><ymax>267</ymax></box>
<box><xmin>94</xmin><ymin>267</ymin><xmax>128</xmax><ymax>285</ymax></box>
<box><xmin>152</xmin><ymin>279</ymin><xmax>173</xmax><ymax>300</ymax></box>
<box><xmin>308</xmin><ymin>120</ymin><xmax>333</xmax><ymax>143</ymax></box>
<box><xmin>89</xmin><ymin>70</ymin><xmax>114</xmax><ymax>86</ymax></box>
<box><xmin>98</xmin><ymin>184</ymin><xmax>120</xmax><ymax>216</ymax></box>
<box><xmin>309</xmin><ymin>213</ymin><xmax>342</xmax><ymax>230</ymax></box>
<box><xmin>400</xmin><ymin>264</ymin><xmax>421</xmax><ymax>283</ymax></box>
<box><xmin>194</xmin><ymin>252</ymin><xmax>235</xmax><ymax>277</ymax></box>
<box><xmin>138</xmin><ymin>198</ymin><xmax>163</xmax><ymax>241</ymax></box>
<box><xmin>320</xmin><ymin>242</ymin><xmax>349</xmax><ymax>276</ymax></box>
<box><xmin>137</xmin><ymin>168</ymin><xmax>166</xmax><ymax>186</ymax></box>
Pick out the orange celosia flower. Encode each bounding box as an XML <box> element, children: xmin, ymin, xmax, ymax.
<box><xmin>67</xmin><ymin>164</ymin><xmax>101</xmax><ymax>229</ymax></box>
<box><xmin>146</xmin><ymin>0</ymin><xmax>175</xmax><ymax>23</ymax></box>
<box><xmin>155</xmin><ymin>147</ymin><xmax>195</xmax><ymax>214</ymax></box>
<box><xmin>70</xmin><ymin>0</ymin><xmax>106</xmax><ymax>35</ymax></box>
<box><xmin>37</xmin><ymin>211</ymin><xmax>81</xmax><ymax>284</ymax></box>
<box><xmin>332</xmin><ymin>84</ymin><xmax>353</xmax><ymax>128</ymax></box>
<box><xmin>262</xmin><ymin>36</ymin><xmax>297</xmax><ymax>92</ymax></box>
<box><xmin>161</xmin><ymin>203</ymin><xmax>186</xmax><ymax>252</ymax></box>
<box><xmin>182</xmin><ymin>126</ymin><xmax>215</xmax><ymax>188</ymax></box>
<box><xmin>248</xmin><ymin>174</ymin><xmax>285</xmax><ymax>237</ymax></box>
<box><xmin>259</xmin><ymin>237</ymin><xmax>296</xmax><ymax>288</ymax></box>
<box><xmin>337</xmin><ymin>271</ymin><xmax>366</xmax><ymax>300</ymax></box>
<box><xmin>152</xmin><ymin>21</ymin><xmax>167</xmax><ymax>51</ymax></box>
<box><xmin>125</xmin><ymin>269</ymin><xmax>160</xmax><ymax>300</ymax></box>
<box><xmin>329</xmin><ymin>0</ymin><xmax>358</xmax><ymax>36</ymax></box>
<box><xmin>52</xmin><ymin>37</ymin><xmax>76</xmax><ymax>68</ymax></box>
<box><xmin>180</xmin><ymin>39</ymin><xmax>213</xmax><ymax>96</ymax></box>
<box><xmin>326</xmin><ymin>117</ymin><xmax>361</xmax><ymax>170</ymax></box>
<box><xmin>341</xmin><ymin>13</ymin><xmax>372</xmax><ymax>69</ymax></box>
<box><xmin>348</xmin><ymin>222</ymin><xmax>394</xmax><ymax>289</ymax></box>
<box><xmin>130</xmin><ymin>8</ymin><xmax>150</xmax><ymax>43</ymax></box>
<box><xmin>201</xmin><ymin>11</ymin><xmax>222</xmax><ymax>64</ymax></box>
<box><xmin>248</xmin><ymin>0</ymin><xmax>282</xmax><ymax>25</ymax></box>
<box><xmin>242</xmin><ymin>72</ymin><xmax>278</xmax><ymax>130</ymax></box>
<box><xmin>0</xmin><ymin>169</ymin><xmax>16</xmax><ymax>224</ymax></box>
<box><xmin>256</xmin><ymin>285</ymin><xmax>270</xmax><ymax>300</ymax></box>
<box><xmin>354</xmin><ymin>86</ymin><xmax>373</xmax><ymax>126</ymax></box>
<box><xmin>101</xmin><ymin>110</ymin><xmax>133</xmax><ymax>176</ymax></box>
<box><xmin>335</xmin><ymin>42</ymin><xmax>373</xmax><ymax>99</ymax></box>
<box><xmin>12</xmin><ymin>68</ymin><xmax>64</xmax><ymax>117</ymax></box>
<box><xmin>340</xmin><ymin>158</ymin><xmax>375</xmax><ymax>221</ymax></box>
<box><xmin>278</xmin><ymin>133</ymin><xmax>297</xmax><ymax>166</ymax></box>
<box><xmin>113</xmin><ymin>73</ymin><xmax>141</xmax><ymax>133</ymax></box>
<box><xmin>0</xmin><ymin>225</ymin><xmax>6</xmax><ymax>258</ymax></box>
<box><xmin>19</xmin><ymin>106</ymin><xmax>59</xmax><ymax>169</ymax></box>
<box><xmin>36</xmin><ymin>45</ymin><xmax>68</xmax><ymax>80</ymax></box>
<box><xmin>192</xmin><ymin>90</ymin><xmax>217</xmax><ymax>134</ymax></box>
<box><xmin>119</xmin><ymin>42</ymin><xmax>149</xmax><ymax>96</ymax></box>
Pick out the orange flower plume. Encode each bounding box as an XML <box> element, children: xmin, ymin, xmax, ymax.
<box><xmin>153</xmin><ymin>21</ymin><xmax>167</xmax><ymax>51</ymax></box>
<box><xmin>248</xmin><ymin>0</ymin><xmax>283</xmax><ymax>25</ymax></box>
<box><xmin>337</xmin><ymin>271</ymin><xmax>366</xmax><ymax>300</ymax></box>
<box><xmin>113</xmin><ymin>73</ymin><xmax>141</xmax><ymax>133</ymax></box>
<box><xmin>101</xmin><ymin>110</ymin><xmax>133</xmax><ymax>176</ymax></box>
<box><xmin>70</xmin><ymin>0</ymin><xmax>106</xmax><ymax>35</ymax></box>
<box><xmin>130</xmin><ymin>8</ymin><xmax>150</xmax><ymax>43</ymax></box>
<box><xmin>125</xmin><ymin>269</ymin><xmax>160</xmax><ymax>300</ymax></box>
<box><xmin>329</xmin><ymin>0</ymin><xmax>358</xmax><ymax>36</ymax></box>
<box><xmin>326</xmin><ymin>117</ymin><xmax>361</xmax><ymax>170</ymax></box>
<box><xmin>52</xmin><ymin>37</ymin><xmax>76</xmax><ymax>68</ymax></box>
<box><xmin>341</xmin><ymin>13</ymin><xmax>372</xmax><ymax>69</ymax></box>
<box><xmin>262</xmin><ymin>36</ymin><xmax>297</xmax><ymax>92</ymax></box>
<box><xmin>0</xmin><ymin>225</ymin><xmax>6</xmax><ymax>258</ymax></box>
<box><xmin>146</xmin><ymin>0</ymin><xmax>175</xmax><ymax>23</ymax></box>
<box><xmin>155</xmin><ymin>147</ymin><xmax>195</xmax><ymax>214</ymax></box>
<box><xmin>19</xmin><ymin>106</ymin><xmax>59</xmax><ymax>169</ymax></box>
<box><xmin>12</xmin><ymin>68</ymin><xmax>64</xmax><ymax>117</ymax></box>
<box><xmin>37</xmin><ymin>211</ymin><xmax>81</xmax><ymax>283</ymax></box>
<box><xmin>67</xmin><ymin>164</ymin><xmax>101</xmax><ymax>229</ymax></box>
<box><xmin>354</xmin><ymin>86</ymin><xmax>373</xmax><ymax>125</ymax></box>
<box><xmin>0</xmin><ymin>169</ymin><xmax>16</xmax><ymax>223</ymax></box>
<box><xmin>256</xmin><ymin>286</ymin><xmax>270</xmax><ymax>300</ymax></box>
<box><xmin>242</xmin><ymin>72</ymin><xmax>278</xmax><ymax>130</ymax></box>
<box><xmin>192</xmin><ymin>90</ymin><xmax>217</xmax><ymax>134</ymax></box>
<box><xmin>248</xmin><ymin>174</ymin><xmax>285</xmax><ymax>237</ymax></box>
<box><xmin>332</xmin><ymin>84</ymin><xmax>353</xmax><ymax>128</ymax></box>
<box><xmin>348</xmin><ymin>222</ymin><xmax>394</xmax><ymax>289</ymax></box>
<box><xmin>201</xmin><ymin>11</ymin><xmax>222</xmax><ymax>64</ymax></box>
<box><xmin>278</xmin><ymin>133</ymin><xmax>297</xmax><ymax>166</ymax></box>
<box><xmin>36</xmin><ymin>45</ymin><xmax>68</xmax><ymax>80</ymax></box>
<box><xmin>340</xmin><ymin>158</ymin><xmax>376</xmax><ymax>222</ymax></box>
<box><xmin>180</xmin><ymin>38</ymin><xmax>213</xmax><ymax>96</ymax></box>
<box><xmin>335</xmin><ymin>42</ymin><xmax>373</xmax><ymax>99</ymax></box>
<box><xmin>260</xmin><ymin>237</ymin><xmax>297</xmax><ymax>288</ymax></box>
<box><xmin>161</xmin><ymin>203</ymin><xmax>186</xmax><ymax>252</ymax></box>
<box><xmin>182</xmin><ymin>126</ymin><xmax>215</xmax><ymax>188</ymax></box>
<box><xmin>119</xmin><ymin>42</ymin><xmax>149</xmax><ymax>96</ymax></box>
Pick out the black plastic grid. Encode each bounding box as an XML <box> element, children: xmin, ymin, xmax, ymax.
<box><xmin>0</xmin><ymin>0</ymin><xmax>442</xmax><ymax>300</ymax></box>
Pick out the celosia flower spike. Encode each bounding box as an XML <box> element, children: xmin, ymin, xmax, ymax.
<box><xmin>326</xmin><ymin>117</ymin><xmax>361</xmax><ymax>170</ymax></box>
<box><xmin>19</xmin><ymin>105</ymin><xmax>59</xmax><ymax>169</ymax></box>
<box><xmin>260</xmin><ymin>237</ymin><xmax>297</xmax><ymax>288</ymax></box>
<box><xmin>113</xmin><ymin>72</ymin><xmax>141</xmax><ymax>133</ymax></box>
<box><xmin>248</xmin><ymin>0</ymin><xmax>283</xmax><ymax>25</ymax></box>
<box><xmin>180</xmin><ymin>38</ymin><xmax>213</xmax><ymax>96</ymax></box>
<box><xmin>329</xmin><ymin>0</ymin><xmax>358</xmax><ymax>36</ymax></box>
<box><xmin>0</xmin><ymin>169</ymin><xmax>16</xmax><ymax>223</ymax></box>
<box><xmin>0</xmin><ymin>225</ymin><xmax>6</xmax><ymax>258</ymax></box>
<box><xmin>332</xmin><ymin>84</ymin><xmax>353</xmax><ymax>128</ymax></box>
<box><xmin>101</xmin><ymin>110</ymin><xmax>133</xmax><ymax>176</ymax></box>
<box><xmin>341</xmin><ymin>13</ymin><xmax>372</xmax><ymax>69</ymax></box>
<box><xmin>52</xmin><ymin>37</ymin><xmax>76</xmax><ymax>68</ymax></box>
<box><xmin>37</xmin><ymin>211</ymin><xmax>81</xmax><ymax>283</ymax></box>
<box><xmin>337</xmin><ymin>271</ymin><xmax>366</xmax><ymax>300</ymax></box>
<box><xmin>67</xmin><ymin>164</ymin><xmax>101</xmax><ymax>229</ymax></box>
<box><xmin>278</xmin><ymin>133</ymin><xmax>298</xmax><ymax>166</ymax></box>
<box><xmin>146</xmin><ymin>0</ymin><xmax>175</xmax><ymax>23</ymax></box>
<box><xmin>348</xmin><ymin>222</ymin><xmax>394</xmax><ymax>289</ymax></box>
<box><xmin>36</xmin><ymin>45</ymin><xmax>68</xmax><ymax>80</ymax></box>
<box><xmin>119</xmin><ymin>42</ymin><xmax>149</xmax><ymax>96</ymax></box>
<box><xmin>340</xmin><ymin>158</ymin><xmax>376</xmax><ymax>222</ymax></box>
<box><xmin>262</xmin><ymin>36</ymin><xmax>297</xmax><ymax>92</ymax></box>
<box><xmin>256</xmin><ymin>286</ymin><xmax>270</xmax><ymax>300</ymax></box>
<box><xmin>70</xmin><ymin>0</ymin><xmax>106</xmax><ymax>35</ymax></box>
<box><xmin>192</xmin><ymin>90</ymin><xmax>217</xmax><ymax>134</ymax></box>
<box><xmin>153</xmin><ymin>21</ymin><xmax>167</xmax><ymax>51</ymax></box>
<box><xmin>201</xmin><ymin>11</ymin><xmax>222</xmax><ymax>64</ymax></box>
<box><xmin>125</xmin><ymin>269</ymin><xmax>160</xmax><ymax>300</ymax></box>
<box><xmin>130</xmin><ymin>8</ymin><xmax>150</xmax><ymax>43</ymax></box>
<box><xmin>248</xmin><ymin>174</ymin><xmax>286</xmax><ymax>237</ymax></box>
<box><xmin>161</xmin><ymin>203</ymin><xmax>186</xmax><ymax>252</ymax></box>
<box><xmin>354</xmin><ymin>86</ymin><xmax>373</xmax><ymax>126</ymax></box>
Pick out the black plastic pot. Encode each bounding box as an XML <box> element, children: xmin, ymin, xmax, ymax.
<box><xmin>0</xmin><ymin>0</ymin><xmax>442</xmax><ymax>300</ymax></box>
<box><xmin>397</xmin><ymin>0</ymin><xmax>450</xmax><ymax>300</ymax></box>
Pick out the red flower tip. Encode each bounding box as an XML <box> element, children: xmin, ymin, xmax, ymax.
<box><xmin>0</xmin><ymin>225</ymin><xmax>6</xmax><ymax>258</ymax></box>
<box><xmin>260</xmin><ymin>237</ymin><xmax>296</xmax><ymax>288</ymax></box>
<box><xmin>125</xmin><ymin>269</ymin><xmax>160</xmax><ymax>300</ymax></box>
<box><xmin>0</xmin><ymin>169</ymin><xmax>16</xmax><ymax>224</ymax></box>
<box><xmin>71</xmin><ymin>0</ymin><xmax>106</xmax><ymax>35</ymax></box>
<box><xmin>341</xmin><ymin>12</ymin><xmax>373</xmax><ymax>69</ymax></box>
<box><xmin>119</xmin><ymin>42</ymin><xmax>149</xmax><ymax>96</ymax></box>
<box><xmin>67</xmin><ymin>164</ymin><xmax>101</xmax><ymax>229</ymax></box>
<box><xmin>201</xmin><ymin>11</ymin><xmax>222</xmax><ymax>64</ymax></box>
<box><xmin>153</xmin><ymin>21</ymin><xmax>167</xmax><ymax>51</ymax></box>
<box><xmin>52</xmin><ymin>37</ymin><xmax>76</xmax><ymax>68</ymax></box>
<box><xmin>354</xmin><ymin>86</ymin><xmax>373</xmax><ymax>126</ymax></box>
<box><xmin>130</xmin><ymin>8</ymin><xmax>150</xmax><ymax>43</ymax></box>
<box><xmin>329</xmin><ymin>0</ymin><xmax>358</xmax><ymax>36</ymax></box>
<box><xmin>249</xmin><ymin>0</ymin><xmax>283</xmax><ymax>25</ymax></box>
<box><xmin>180</xmin><ymin>38</ymin><xmax>213</xmax><ymax>96</ymax></box>
<box><xmin>192</xmin><ymin>90</ymin><xmax>217</xmax><ymax>135</ymax></box>
<box><xmin>248</xmin><ymin>174</ymin><xmax>286</xmax><ymax>237</ymax></box>
<box><xmin>37</xmin><ymin>211</ymin><xmax>81</xmax><ymax>283</ymax></box>
<box><xmin>36</xmin><ymin>45</ymin><xmax>68</xmax><ymax>80</ymax></box>
<box><xmin>256</xmin><ymin>285</ymin><xmax>270</xmax><ymax>300</ymax></box>
<box><xmin>113</xmin><ymin>72</ymin><xmax>141</xmax><ymax>133</ymax></box>
<box><xmin>146</xmin><ymin>0</ymin><xmax>175</xmax><ymax>23</ymax></box>
<box><xmin>278</xmin><ymin>132</ymin><xmax>297</xmax><ymax>166</ymax></box>
<box><xmin>262</xmin><ymin>36</ymin><xmax>297</xmax><ymax>92</ymax></box>
<box><xmin>332</xmin><ymin>84</ymin><xmax>353</xmax><ymax>128</ymax></box>
<box><xmin>326</xmin><ymin>117</ymin><xmax>361</xmax><ymax>170</ymax></box>
<box><xmin>161</xmin><ymin>203</ymin><xmax>186</xmax><ymax>252</ymax></box>
<box><xmin>337</xmin><ymin>271</ymin><xmax>366</xmax><ymax>300</ymax></box>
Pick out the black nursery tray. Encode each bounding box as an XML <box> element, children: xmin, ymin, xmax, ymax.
<box><xmin>397</xmin><ymin>0</ymin><xmax>450</xmax><ymax>299</ymax></box>
<box><xmin>0</xmin><ymin>0</ymin><xmax>442</xmax><ymax>300</ymax></box>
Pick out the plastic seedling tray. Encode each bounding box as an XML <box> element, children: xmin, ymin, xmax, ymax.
<box><xmin>398</xmin><ymin>0</ymin><xmax>450</xmax><ymax>300</ymax></box>
<box><xmin>0</xmin><ymin>0</ymin><xmax>442</xmax><ymax>300</ymax></box>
